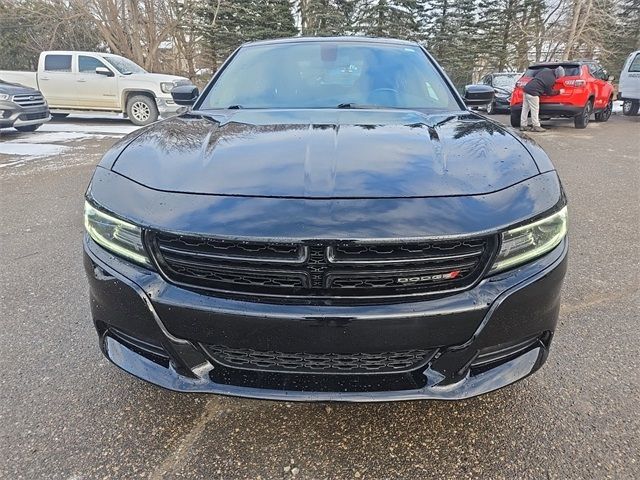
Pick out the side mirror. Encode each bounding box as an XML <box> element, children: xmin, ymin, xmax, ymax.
<box><xmin>607</xmin><ymin>75</ymin><xmax>615</xmax><ymax>82</ymax></box>
<box><xmin>463</xmin><ymin>84</ymin><xmax>495</xmax><ymax>106</ymax></box>
<box><xmin>171</xmin><ymin>85</ymin><xmax>199</xmax><ymax>106</ymax></box>
<box><xmin>96</xmin><ymin>67</ymin><xmax>114</xmax><ymax>77</ymax></box>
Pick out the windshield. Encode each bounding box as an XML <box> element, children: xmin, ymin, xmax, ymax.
<box><xmin>493</xmin><ymin>74</ymin><xmax>520</xmax><ymax>89</ymax></box>
<box><xmin>526</xmin><ymin>65</ymin><xmax>580</xmax><ymax>77</ymax></box>
<box><xmin>200</xmin><ymin>42</ymin><xmax>461</xmax><ymax>111</ymax></box>
<box><xmin>102</xmin><ymin>55</ymin><xmax>146</xmax><ymax>75</ymax></box>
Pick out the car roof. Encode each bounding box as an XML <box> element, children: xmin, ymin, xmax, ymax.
<box><xmin>242</xmin><ymin>36</ymin><xmax>419</xmax><ymax>48</ymax></box>
<box><xmin>41</xmin><ymin>50</ymin><xmax>121</xmax><ymax>57</ymax></box>
<box><xmin>528</xmin><ymin>61</ymin><xmax>588</xmax><ymax>68</ymax></box>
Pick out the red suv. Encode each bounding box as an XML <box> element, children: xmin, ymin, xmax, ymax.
<box><xmin>511</xmin><ymin>61</ymin><xmax>614</xmax><ymax>129</ymax></box>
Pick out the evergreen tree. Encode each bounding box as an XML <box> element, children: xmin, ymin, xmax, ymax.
<box><xmin>421</xmin><ymin>0</ymin><xmax>478</xmax><ymax>87</ymax></box>
<box><xmin>195</xmin><ymin>0</ymin><xmax>298</xmax><ymax>66</ymax></box>
<box><xmin>358</xmin><ymin>0</ymin><xmax>422</xmax><ymax>39</ymax></box>
<box><xmin>298</xmin><ymin>0</ymin><xmax>355</xmax><ymax>35</ymax></box>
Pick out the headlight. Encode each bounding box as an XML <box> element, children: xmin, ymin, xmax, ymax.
<box><xmin>84</xmin><ymin>202</ymin><xmax>151</xmax><ymax>267</ymax></box>
<box><xmin>490</xmin><ymin>206</ymin><xmax>567</xmax><ymax>273</ymax></box>
<box><xmin>160</xmin><ymin>82</ymin><xmax>175</xmax><ymax>94</ymax></box>
<box><xmin>0</xmin><ymin>94</ymin><xmax>10</xmax><ymax>101</ymax></box>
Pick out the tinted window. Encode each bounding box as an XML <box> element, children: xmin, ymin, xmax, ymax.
<box><xmin>201</xmin><ymin>42</ymin><xmax>461</xmax><ymax>111</ymax></box>
<box><xmin>79</xmin><ymin>56</ymin><xmax>108</xmax><ymax>73</ymax></box>
<box><xmin>525</xmin><ymin>65</ymin><xmax>580</xmax><ymax>77</ymax></box>
<box><xmin>629</xmin><ymin>53</ymin><xmax>640</xmax><ymax>73</ymax></box>
<box><xmin>44</xmin><ymin>54</ymin><xmax>72</xmax><ymax>72</ymax></box>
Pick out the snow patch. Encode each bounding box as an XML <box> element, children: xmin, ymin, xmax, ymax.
<box><xmin>8</xmin><ymin>131</ymin><xmax>114</xmax><ymax>144</ymax></box>
<box><xmin>0</xmin><ymin>143</ymin><xmax>69</xmax><ymax>159</ymax></box>
<box><xmin>39</xmin><ymin>123</ymin><xmax>139</xmax><ymax>135</ymax></box>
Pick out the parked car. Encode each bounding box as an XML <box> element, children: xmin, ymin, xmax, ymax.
<box><xmin>84</xmin><ymin>37</ymin><xmax>567</xmax><ymax>402</ymax></box>
<box><xmin>479</xmin><ymin>72</ymin><xmax>523</xmax><ymax>114</ymax></box>
<box><xmin>0</xmin><ymin>78</ymin><xmax>50</xmax><ymax>132</ymax></box>
<box><xmin>510</xmin><ymin>60</ymin><xmax>614</xmax><ymax>128</ymax></box>
<box><xmin>618</xmin><ymin>50</ymin><xmax>640</xmax><ymax>116</ymax></box>
<box><xmin>0</xmin><ymin>51</ymin><xmax>194</xmax><ymax>125</ymax></box>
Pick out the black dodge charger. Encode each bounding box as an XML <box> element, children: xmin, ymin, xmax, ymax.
<box><xmin>84</xmin><ymin>37</ymin><xmax>568</xmax><ymax>401</ymax></box>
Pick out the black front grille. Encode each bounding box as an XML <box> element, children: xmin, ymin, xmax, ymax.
<box><xmin>148</xmin><ymin>233</ymin><xmax>496</xmax><ymax>301</ymax></box>
<box><xmin>202</xmin><ymin>345</ymin><xmax>436</xmax><ymax>374</ymax></box>
<box><xmin>19</xmin><ymin>111</ymin><xmax>48</xmax><ymax>121</ymax></box>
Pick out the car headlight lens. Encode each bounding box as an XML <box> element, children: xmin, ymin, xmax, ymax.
<box><xmin>160</xmin><ymin>82</ymin><xmax>175</xmax><ymax>94</ymax></box>
<box><xmin>84</xmin><ymin>202</ymin><xmax>151</xmax><ymax>267</ymax></box>
<box><xmin>0</xmin><ymin>94</ymin><xmax>10</xmax><ymax>101</ymax></box>
<box><xmin>490</xmin><ymin>206</ymin><xmax>567</xmax><ymax>273</ymax></box>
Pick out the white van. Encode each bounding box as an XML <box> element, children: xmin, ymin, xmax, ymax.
<box><xmin>618</xmin><ymin>50</ymin><xmax>640</xmax><ymax>116</ymax></box>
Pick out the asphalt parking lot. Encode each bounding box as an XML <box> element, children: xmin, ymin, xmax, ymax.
<box><xmin>1</xmin><ymin>112</ymin><xmax>638</xmax><ymax>479</ymax></box>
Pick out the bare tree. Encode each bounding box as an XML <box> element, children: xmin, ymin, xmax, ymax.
<box><xmin>75</xmin><ymin>0</ymin><xmax>181</xmax><ymax>71</ymax></box>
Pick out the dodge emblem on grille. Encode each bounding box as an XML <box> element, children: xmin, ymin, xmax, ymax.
<box><xmin>397</xmin><ymin>270</ymin><xmax>461</xmax><ymax>283</ymax></box>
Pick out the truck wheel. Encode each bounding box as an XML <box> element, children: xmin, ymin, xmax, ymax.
<box><xmin>486</xmin><ymin>101</ymin><xmax>496</xmax><ymax>115</ymax></box>
<box><xmin>510</xmin><ymin>110</ymin><xmax>521</xmax><ymax>127</ymax></box>
<box><xmin>51</xmin><ymin>113</ymin><xmax>69</xmax><ymax>119</ymax></box>
<box><xmin>574</xmin><ymin>100</ymin><xmax>592</xmax><ymax>129</ymax></box>
<box><xmin>595</xmin><ymin>98</ymin><xmax>612</xmax><ymax>122</ymax></box>
<box><xmin>622</xmin><ymin>100</ymin><xmax>639</xmax><ymax>116</ymax></box>
<box><xmin>126</xmin><ymin>95</ymin><xmax>158</xmax><ymax>126</ymax></box>
<box><xmin>15</xmin><ymin>124</ymin><xmax>40</xmax><ymax>132</ymax></box>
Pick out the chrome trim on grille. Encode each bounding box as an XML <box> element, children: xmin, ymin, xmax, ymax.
<box><xmin>12</xmin><ymin>93</ymin><xmax>46</xmax><ymax>107</ymax></box>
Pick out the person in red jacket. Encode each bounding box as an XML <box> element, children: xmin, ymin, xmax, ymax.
<box><xmin>521</xmin><ymin>66</ymin><xmax>564</xmax><ymax>132</ymax></box>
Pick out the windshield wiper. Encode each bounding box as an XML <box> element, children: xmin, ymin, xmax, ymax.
<box><xmin>227</xmin><ymin>105</ymin><xmax>243</xmax><ymax>109</ymax></box>
<box><xmin>336</xmin><ymin>103</ymin><xmax>383</xmax><ymax>109</ymax></box>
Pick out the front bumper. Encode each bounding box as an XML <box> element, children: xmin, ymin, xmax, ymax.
<box><xmin>494</xmin><ymin>97</ymin><xmax>512</xmax><ymax>109</ymax></box>
<box><xmin>0</xmin><ymin>100</ymin><xmax>50</xmax><ymax>128</ymax></box>
<box><xmin>84</xmin><ymin>232</ymin><xmax>567</xmax><ymax>402</ymax></box>
<box><xmin>156</xmin><ymin>97</ymin><xmax>182</xmax><ymax>117</ymax></box>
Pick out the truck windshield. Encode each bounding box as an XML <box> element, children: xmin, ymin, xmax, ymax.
<box><xmin>200</xmin><ymin>42</ymin><xmax>461</xmax><ymax>111</ymax></box>
<box><xmin>103</xmin><ymin>55</ymin><xmax>146</xmax><ymax>75</ymax></box>
<box><xmin>493</xmin><ymin>75</ymin><xmax>520</xmax><ymax>89</ymax></box>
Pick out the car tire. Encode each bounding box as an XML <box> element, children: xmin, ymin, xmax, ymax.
<box><xmin>595</xmin><ymin>98</ymin><xmax>612</xmax><ymax>122</ymax></box>
<box><xmin>126</xmin><ymin>95</ymin><xmax>158</xmax><ymax>126</ymax></box>
<box><xmin>15</xmin><ymin>124</ymin><xmax>40</xmax><ymax>132</ymax></box>
<box><xmin>574</xmin><ymin>100</ymin><xmax>592</xmax><ymax>129</ymax></box>
<box><xmin>486</xmin><ymin>101</ymin><xmax>496</xmax><ymax>115</ymax></box>
<box><xmin>622</xmin><ymin>99</ymin><xmax>639</xmax><ymax>116</ymax></box>
<box><xmin>51</xmin><ymin>113</ymin><xmax>69</xmax><ymax>119</ymax></box>
<box><xmin>510</xmin><ymin>110</ymin><xmax>521</xmax><ymax>127</ymax></box>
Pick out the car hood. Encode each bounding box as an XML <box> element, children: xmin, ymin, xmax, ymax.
<box><xmin>123</xmin><ymin>72</ymin><xmax>191</xmax><ymax>84</ymax></box>
<box><xmin>494</xmin><ymin>86</ymin><xmax>514</xmax><ymax>96</ymax></box>
<box><xmin>0</xmin><ymin>81</ymin><xmax>39</xmax><ymax>95</ymax></box>
<box><xmin>111</xmin><ymin>109</ymin><xmax>540</xmax><ymax>199</ymax></box>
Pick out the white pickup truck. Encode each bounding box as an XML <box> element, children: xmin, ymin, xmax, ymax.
<box><xmin>0</xmin><ymin>51</ymin><xmax>193</xmax><ymax>125</ymax></box>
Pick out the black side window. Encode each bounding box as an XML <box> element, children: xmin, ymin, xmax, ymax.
<box><xmin>586</xmin><ymin>63</ymin><xmax>606</xmax><ymax>80</ymax></box>
<box><xmin>44</xmin><ymin>54</ymin><xmax>72</xmax><ymax>72</ymax></box>
<box><xmin>79</xmin><ymin>56</ymin><xmax>108</xmax><ymax>73</ymax></box>
<box><xmin>629</xmin><ymin>53</ymin><xmax>640</xmax><ymax>73</ymax></box>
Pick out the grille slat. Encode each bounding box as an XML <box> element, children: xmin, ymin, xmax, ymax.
<box><xmin>12</xmin><ymin>94</ymin><xmax>46</xmax><ymax>107</ymax></box>
<box><xmin>203</xmin><ymin>345</ymin><xmax>435</xmax><ymax>374</ymax></box>
<box><xmin>149</xmin><ymin>233</ymin><xmax>495</xmax><ymax>301</ymax></box>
